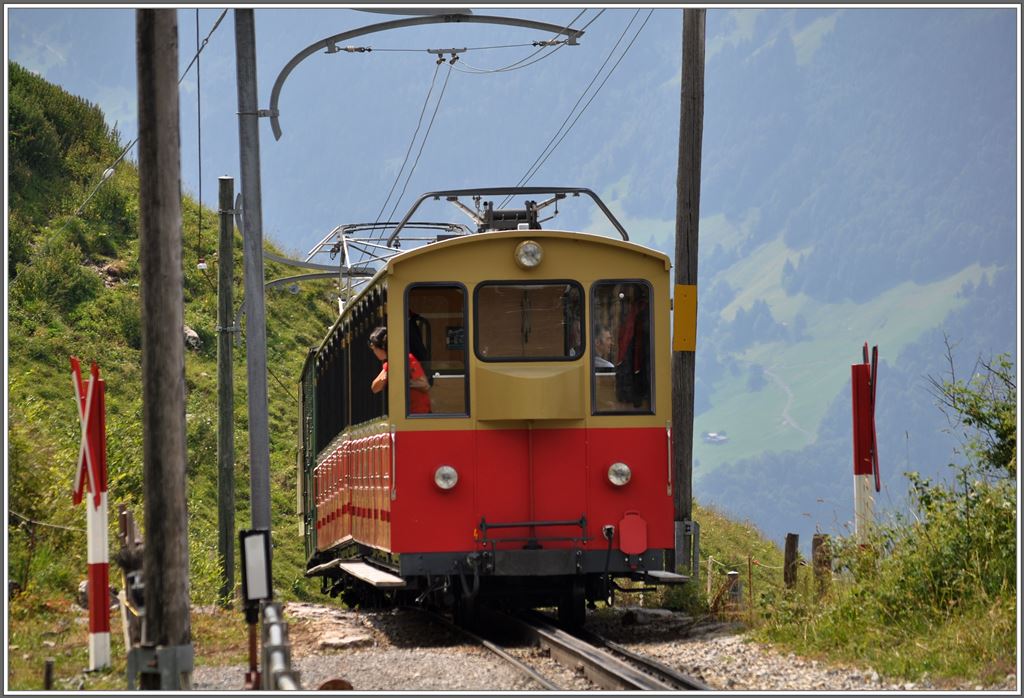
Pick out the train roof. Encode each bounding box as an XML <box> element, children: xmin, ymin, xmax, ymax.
<box><xmin>301</xmin><ymin>186</ymin><xmax>671</xmax><ymax>357</ymax></box>
<box><xmin>384</xmin><ymin>228</ymin><xmax>672</xmax><ymax>271</ymax></box>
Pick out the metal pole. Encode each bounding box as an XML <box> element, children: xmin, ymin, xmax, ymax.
<box><xmin>234</xmin><ymin>9</ymin><xmax>273</xmax><ymax>536</ymax></box>
<box><xmin>135</xmin><ymin>8</ymin><xmax>193</xmax><ymax>688</ymax></box>
<box><xmin>670</xmin><ymin>8</ymin><xmax>705</xmax><ymax>575</ymax></box>
<box><xmin>217</xmin><ymin>176</ymin><xmax>236</xmax><ymax>606</ymax></box>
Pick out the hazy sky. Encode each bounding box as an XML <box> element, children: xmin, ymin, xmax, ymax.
<box><xmin>8</xmin><ymin>6</ymin><xmax>680</xmax><ymax>251</ymax></box>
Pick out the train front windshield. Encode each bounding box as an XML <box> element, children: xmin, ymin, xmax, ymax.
<box><xmin>474</xmin><ymin>282</ymin><xmax>584</xmax><ymax>361</ymax></box>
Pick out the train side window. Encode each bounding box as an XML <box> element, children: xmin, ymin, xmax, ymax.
<box><xmin>591</xmin><ymin>281</ymin><xmax>653</xmax><ymax>414</ymax></box>
<box><xmin>406</xmin><ymin>284</ymin><xmax>469</xmax><ymax>417</ymax></box>
<box><xmin>350</xmin><ymin>288</ymin><xmax>388</xmax><ymax>426</ymax></box>
<box><xmin>474</xmin><ymin>281</ymin><xmax>584</xmax><ymax>361</ymax></box>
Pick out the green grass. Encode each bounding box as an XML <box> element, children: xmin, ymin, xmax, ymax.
<box><xmin>6</xmin><ymin>62</ymin><xmax>338</xmax><ymax>616</ymax></box>
<box><xmin>6</xmin><ymin>591</ymin><xmax>249</xmax><ymax>690</ymax></box>
<box><xmin>749</xmin><ymin>360</ymin><xmax>1016</xmax><ymax>687</ymax></box>
<box><xmin>656</xmin><ymin>501</ymin><xmax>788</xmax><ymax>617</ymax></box>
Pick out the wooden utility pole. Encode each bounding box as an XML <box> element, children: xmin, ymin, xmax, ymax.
<box><xmin>217</xmin><ymin>176</ymin><xmax>236</xmax><ymax>606</ymax></box>
<box><xmin>670</xmin><ymin>8</ymin><xmax>706</xmax><ymax>575</ymax></box>
<box><xmin>135</xmin><ymin>8</ymin><xmax>193</xmax><ymax>688</ymax></box>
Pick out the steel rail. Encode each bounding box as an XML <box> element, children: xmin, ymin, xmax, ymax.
<box><xmin>573</xmin><ymin>624</ymin><xmax>712</xmax><ymax>691</ymax></box>
<box><xmin>516</xmin><ymin>613</ymin><xmax>676</xmax><ymax>690</ymax></box>
<box><xmin>412</xmin><ymin>608</ymin><xmax>560</xmax><ymax>690</ymax></box>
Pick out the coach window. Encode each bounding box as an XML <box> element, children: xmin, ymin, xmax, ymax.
<box><xmin>475</xmin><ymin>282</ymin><xmax>584</xmax><ymax>361</ymax></box>
<box><xmin>407</xmin><ymin>284</ymin><xmax>468</xmax><ymax>417</ymax></box>
<box><xmin>350</xmin><ymin>287</ymin><xmax>388</xmax><ymax>426</ymax></box>
<box><xmin>591</xmin><ymin>281</ymin><xmax>653</xmax><ymax>414</ymax></box>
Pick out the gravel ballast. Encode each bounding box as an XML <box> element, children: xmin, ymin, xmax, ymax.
<box><xmin>191</xmin><ymin>603</ymin><xmax>1017</xmax><ymax>692</ymax></box>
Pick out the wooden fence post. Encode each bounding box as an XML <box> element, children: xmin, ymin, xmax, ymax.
<box><xmin>812</xmin><ymin>533</ymin><xmax>831</xmax><ymax>597</ymax></box>
<box><xmin>784</xmin><ymin>533</ymin><xmax>799</xmax><ymax>589</ymax></box>
<box><xmin>747</xmin><ymin>555</ymin><xmax>754</xmax><ymax>623</ymax></box>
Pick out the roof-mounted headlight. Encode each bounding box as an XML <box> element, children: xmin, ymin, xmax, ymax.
<box><xmin>514</xmin><ymin>240</ymin><xmax>543</xmax><ymax>269</ymax></box>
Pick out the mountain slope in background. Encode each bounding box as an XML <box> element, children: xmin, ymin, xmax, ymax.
<box><xmin>564</xmin><ymin>8</ymin><xmax>1017</xmax><ymax>546</ymax></box>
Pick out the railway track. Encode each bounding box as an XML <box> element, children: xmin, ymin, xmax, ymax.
<box><xmin>417</xmin><ymin>606</ymin><xmax>709</xmax><ymax>691</ymax></box>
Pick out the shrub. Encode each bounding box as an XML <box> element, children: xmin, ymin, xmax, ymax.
<box><xmin>756</xmin><ymin>352</ymin><xmax>1017</xmax><ymax>682</ymax></box>
<box><xmin>10</xmin><ymin>228</ymin><xmax>102</xmax><ymax>314</ymax></box>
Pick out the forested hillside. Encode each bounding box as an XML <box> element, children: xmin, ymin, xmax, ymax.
<box><xmin>7</xmin><ymin>61</ymin><xmax>337</xmax><ymax>602</ymax></box>
<box><xmin>667</xmin><ymin>11</ymin><xmax>1018</xmax><ymax>546</ymax></box>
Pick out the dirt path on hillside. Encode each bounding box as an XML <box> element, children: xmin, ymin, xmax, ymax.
<box><xmin>764</xmin><ymin>368</ymin><xmax>815</xmax><ymax>440</ymax></box>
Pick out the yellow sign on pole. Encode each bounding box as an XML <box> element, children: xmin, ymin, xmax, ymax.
<box><xmin>673</xmin><ymin>284</ymin><xmax>697</xmax><ymax>352</ymax></box>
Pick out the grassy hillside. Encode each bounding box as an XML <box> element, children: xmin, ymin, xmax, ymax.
<box><xmin>7</xmin><ymin>60</ymin><xmax>336</xmax><ymax>607</ymax></box>
<box><xmin>691</xmin><ymin>220</ymin><xmax>995</xmax><ymax>472</ymax></box>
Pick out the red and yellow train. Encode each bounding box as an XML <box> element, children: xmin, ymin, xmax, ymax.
<box><xmin>297</xmin><ymin>187</ymin><xmax>694</xmax><ymax>625</ymax></box>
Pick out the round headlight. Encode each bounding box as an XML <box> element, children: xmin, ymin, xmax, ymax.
<box><xmin>607</xmin><ymin>462</ymin><xmax>632</xmax><ymax>486</ymax></box>
<box><xmin>434</xmin><ymin>465</ymin><xmax>459</xmax><ymax>490</ymax></box>
<box><xmin>514</xmin><ymin>240</ymin><xmax>543</xmax><ymax>269</ymax></box>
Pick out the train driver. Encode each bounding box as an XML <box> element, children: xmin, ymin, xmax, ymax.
<box><xmin>593</xmin><ymin>324</ymin><xmax>616</xmax><ymax>371</ymax></box>
<box><xmin>369</xmin><ymin>326</ymin><xmax>432</xmax><ymax>413</ymax></box>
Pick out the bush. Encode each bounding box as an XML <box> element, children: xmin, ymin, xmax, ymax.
<box><xmin>6</xmin><ymin>212</ymin><xmax>34</xmax><ymax>279</ymax></box>
<box><xmin>10</xmin><ymin>228</ymin><xmax>102</xmax><ymax>314</ymax></box>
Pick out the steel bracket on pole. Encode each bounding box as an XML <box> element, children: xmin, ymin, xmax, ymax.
<box><xmin>126</xmin><ymin>643</ymin><xmax>194</xmax><ymax>690</ymax></box>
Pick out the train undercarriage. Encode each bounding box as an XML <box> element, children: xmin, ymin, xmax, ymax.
<box><xmin>308</xmin><ymin>539</ymin><xmax>688</xmax><ymax>628</ymax></box>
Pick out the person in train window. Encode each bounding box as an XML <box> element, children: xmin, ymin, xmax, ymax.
<box><xmin>593</xmin><ymin>324</ymin><xmax>616</xmax><ymax>370</ymax></box>
<box><xmin>369</xmin><ymin>326</ymin><xmax>432</xmax><ymax>413</ymax></box>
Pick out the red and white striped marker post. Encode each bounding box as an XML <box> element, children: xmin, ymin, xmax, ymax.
<box><xmin>851</xmin><ymin>343</ymin><xmax>881</xmax><ymax>544</ymax></box>
<box><xmin>71</xmin><ymin>357</ymin><xmax>110</xmax><ymax>670</ymax></box>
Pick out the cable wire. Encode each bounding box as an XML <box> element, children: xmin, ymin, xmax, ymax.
<box><xmin>370</xmin><ymin>61</ymin><xmax>443</xmax><ymax>239</ymax></box>
<box><xmin>502</xmin><ymin>10</ymin><xmax>652</xmax><ymax>207</ymax></box>
<box><xmin>369</xmin><ymin>41</ymin><xmax>538</xmax><ymax>53</ymax></box>
<box><xmin>451</xmin><ymin>8</ymin><xmax>589</xmax><ymax>76</ymax></box>
<box><xmin>9</xmin><ymin>510</ymin><xmax>85</xmax><ymax>534</ymax></box>
<box><xmin>498</xmin><ymin>10</ymin><xmax>639</xmax><ymax>207</ymax></box>
<box><xmin>60</xmin><ymin>8</ymin><xmax>228</xmax><ymax>228</ymax></box>
<box><xmin>382</xmin><ymin>62</ymin><xmax>454</xmax><ymax>236</ymax></box>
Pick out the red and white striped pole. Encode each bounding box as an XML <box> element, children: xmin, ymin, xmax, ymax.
<box><xmin>71</xmin><ymin>357</ymin><xmax>110</xmax><ymax>670</ymax></box>
<box><xmin>851</xmin><ymin>343</ymin><xmax>880</xmax><ymax>544</ymax></box>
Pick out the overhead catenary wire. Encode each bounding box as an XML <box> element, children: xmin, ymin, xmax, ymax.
<box><xmin>345</xmin><ymin>10</ymin><xmax>591</xmax><ymax>259</ymax></box>
<box><xmin>498</xmin><ymin>10</ymin><xmax>641</xmax><ymax>207</ymax></box>
<box><xmin>338</xmin><ymin>8</ymin><xmax>593</xmax><ymax>76</ymax></box>
<box><xmin>366</xmin><ymin>41</ymin><xmax>538</xmax><ymax>53</ymax></box>
<box><xmin>501</xmin><ymin>10</ymin><xmax>653</xmax><ymax>208</ymax></box>
<box><xmin>451</xmin><ymin>8</ymin><xmax>591</xmax><ymax>76</ymax></box>
<box><xmin>382</xmin><ymin>62</ymin><xmax>455</xmax><ymax>235</ymax></box>
<box><xmin>369</xmin><ymin>61</ymin><xmax>444</xmax><ymax>241</ymax></box>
